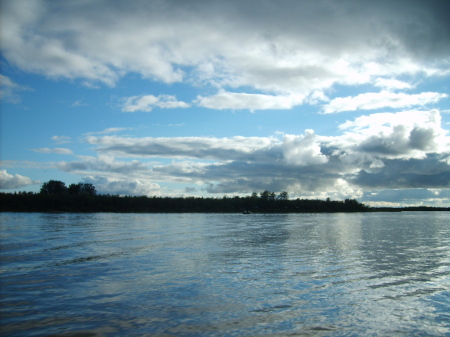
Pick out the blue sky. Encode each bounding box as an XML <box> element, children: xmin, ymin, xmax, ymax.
<box><xmin>1</xmin><ymin>0</ymin><xmax>450</xmax><ymax>207</ymax></box>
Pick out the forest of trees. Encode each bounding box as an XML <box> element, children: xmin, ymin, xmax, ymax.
<box><xmin>1</xmin><ymin>179</ymin><xmax>447</xmax><ymax>213</ymax></box>
<box><xmin>0</xmin><ymin>180</ymin><xmax>373</xmax><ymax>213</ymax></box>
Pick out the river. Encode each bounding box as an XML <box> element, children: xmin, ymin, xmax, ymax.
<box><xmin>1</xmin><ymin>212</ymin><xmax>449</xmax><ymax>336</ymax></box>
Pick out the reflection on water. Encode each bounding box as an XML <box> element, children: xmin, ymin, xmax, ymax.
<box><xmin>1</xmin><ymin>212</ymin><xmax>449</xmax><ymax>336</ymax></box>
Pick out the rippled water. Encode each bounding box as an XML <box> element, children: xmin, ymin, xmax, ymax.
<box><xmin>1</xmin><ymin>212</ymin><xmax>449</xmax><ymax>336</ymax></box>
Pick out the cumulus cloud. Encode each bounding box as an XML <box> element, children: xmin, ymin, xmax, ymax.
<box><xmin>335</xmin><ymin>109</ymin><xmax>448</xmax><ymax>159</ymax></box>
<box><xmin>322</xmin><ymin>91</ymin><xmax>447</xmax><ymax>114</ymax></box>
<box><xmin>282</xmin><ymin>130</ymin><xmax>328</xmax><ymax>166</ymax></box>
<box><xmin>1</xmin><ymin>0</ymin><xmax>449</xmax><ymax>98</ymax></box>
<box><xmin>122</xmin><ymin>95</ymin><xmax>190</xmax><ymax>112</ymax></box>
<box><xmin>0</xmin><ymin>170</ymin><xmax>39</xmax><ymax>189</ymax></box>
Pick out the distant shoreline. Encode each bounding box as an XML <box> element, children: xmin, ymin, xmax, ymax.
<box><xmin>1</xmin><ymin>192</ymin><xmax>448</xmax><ymax>213</ymax></box>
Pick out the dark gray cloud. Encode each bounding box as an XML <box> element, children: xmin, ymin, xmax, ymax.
<box><xmin>357</xmin><ymin>125</ymin><xmax>439</xmax><ymax>156</ymax></box>
<box><xmin>352</xmin><ymin>155</ymin><xmax>450</xmax><ymax>188</ymax></box>
<box><xmin>337</xmin><ymin>109</ymin><xmax>446</xmax><ymax>159</ymax></box>
<box><xmin>58</xmin><ymin>157</ymin><xmax>152</xmax><ymax>175</ymax></box>
<box><xmin>82</xmin><ymin>176</ymin><xmax>161</xmax><ymax>196</ymax></box>
<box><xmin>378</xmin><ymin>0</ymin><xmax>450</xmax><ymax>60</ymax></box>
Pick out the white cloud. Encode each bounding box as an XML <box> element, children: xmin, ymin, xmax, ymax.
<box><xmin>122</xmin><ymin>95</ymin><xmax>190</xmax><ymax>112</ymax></box>
<box><xmin>0</xmin><ymin>74</ymin><xmax>17</xmax><ymax>88</ymax></box>
<box><xmin>374</xmin><ymin>78</ymin><xmax>414</xmax><ymax>91</ymax></box>
<box><xmin>32</xmin><ymin>147</ymin><xmax>74</xmax><ymax>155</ymax></box>
<box><xmin>85</xmin><ymin>127</ymin><xmax>132</xmax><ymax>135</ymax></box>
<box><xmin>52</xmin><ymin>135</ymin><xmax>71</xmax><ymax>144</ymax></box>
<box><xmin>0</xmin><ymin>169</ymin><xmax>39</xmax><ymax>189</ymax></box>
<box><xmin>196</xmin><ymin>91</ymin><xmax>304</xmax><ymax>111</ymax></box>
<box><xmin>0</xmin><ymin>74</ymin><xmax>31</xmax><ymax>103</ymax></box>
<box><xmin>282</xmin><ymin>130</ymin><xmax>328</xmax><ymax>166</ymax></box>
<box><xmin>322</xmin><ymin>91</ymin><xmax>447</xmax><ymax>114</ymax></box>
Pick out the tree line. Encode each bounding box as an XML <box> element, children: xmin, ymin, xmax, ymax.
<box><xmin>40</xmin><ymin>180</ymin><xmax>97</xmax><ymax>195</ymax></box>
<box><xmin>0</xmin><ymin>180</ymin><xmax>375</xmax><ymax>213</ymax></box>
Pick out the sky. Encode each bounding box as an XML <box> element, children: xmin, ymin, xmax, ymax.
<box><xmin>1</xmin><ymin>0</ymin><xmax>450</xmax><ymax>207</ymax></box>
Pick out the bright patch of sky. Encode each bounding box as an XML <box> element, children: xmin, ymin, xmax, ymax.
<box><xmin>1</xmin><ymin>0</ymin><xmax>450</xmax><ymax>206</ymax></box>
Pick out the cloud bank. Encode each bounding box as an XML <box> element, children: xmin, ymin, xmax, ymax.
<box><xmin>54</xmin><ymin>109</ymin><xmax>450</xmax><ymax>203</ymax></box>
<box><xmin>1</xmin><ymin>0</ymin><xmax>449</xmax><ymax>111</ymax></box>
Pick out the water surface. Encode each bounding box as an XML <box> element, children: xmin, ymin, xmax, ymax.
<box><xmin>1</xmin><ymin>212</ymin><xmax>449</xmax><ymax>336</ymax></box>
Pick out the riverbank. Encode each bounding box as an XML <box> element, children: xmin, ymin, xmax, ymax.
<box><xmin>1</xmin><ymin>192</ymin><xmax>448</xmax><ymax>213</ymax></box>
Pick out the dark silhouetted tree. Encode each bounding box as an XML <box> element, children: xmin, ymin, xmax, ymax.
<box><xmin>68</xmin><ymin>183</ymin><xmax>81</xmax><ymax>195</ymax></box>
<box><xmin>81</xmin><ymin>183</ymin><xmax>96</xmax><ymax>195</ymax></box>
<box><xmin>1</xmin><ymin>183</ymin><xmax>371</xmax><ymax>213</ymax></box>
<box><xmin>68</xmin><ymin>183</ymin><xmax>96</xmax><ymax>195</ymax></box>
<box><xmin>40</xmin><ymin>180</ymin><xmax>67</xmax><ymax>194</ymax></box>
<box><xmin>277</xmin><ymin>191</ymin><xmax>289</xmax><ymax>200</ymax></box>
<box><xmin>260</xmin><ymin>190</ymin><xmax>271</xmax><ymax>201</ymax></box>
